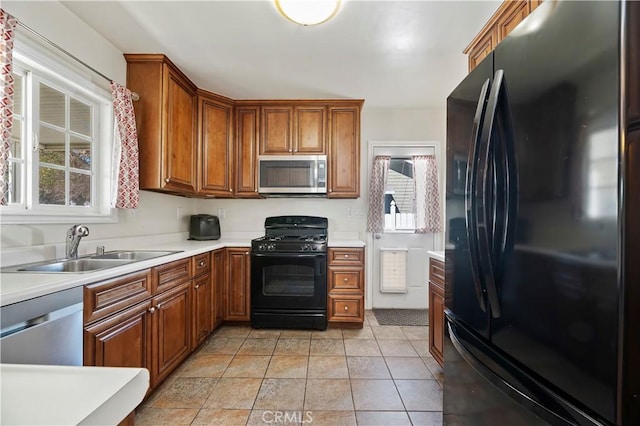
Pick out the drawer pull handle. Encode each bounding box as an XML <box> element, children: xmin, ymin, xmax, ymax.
<box><xmin>199</xmin><ymin>261</ymin><xmax>205</xmax><ymax>267</ymax></box>
<box><xmin>343</xmin><ymin>278</ymin><xmax>348</xmax><ymax>282</ymax></box>
<box><xmin>148</xmin><ymin>306</ymin><xmax>156</xmax><ymax>314</ymax></box>
<box><xmin>344</xmin><ymin>306</ymin><xmax>349</xmax><ymax>311</ymax></box>
<box><xmin>344</xmin><ymin>255</ymin><xmax>349</xmax><ymax>258</ymax></box>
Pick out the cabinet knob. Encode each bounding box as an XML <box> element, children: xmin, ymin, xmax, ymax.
<box><xmin>148</xmin><ymin>306</ymin><xmax>156</xmax><ymax>313</ymax></box>
<box><xmin>289</xmin><ymin>149</ymin><xmax>293</xmax><ymax>153</ymax></box>
<box><xmin>344</xmin><ymin>255</ymin><xmax>349</xmax><ymax>258</ymax></box>
<box><xmin>164</xmin><ymin>178</ymin><xmax>170</xmax><ymax>183</ymax></box>
<box><xmin>229</xmin><ymin>189</ymin><xmax>232</xmax><ymax>192</ymax></box>
<box><xmin>343</xmin><ymin>278</ymin><xmax>349</xmax><ymax>282</ymax></box>
<box><xmin>199</xmin><ymin>261</ymin><xmax>205</xmax><ymax>267</ymax></box>
<box><xmin>195</xmin><ymin>284</ymin><xmax>200</xmax><ymax>289</ymax></box>
<box><xmin>245</xmin><ymin>252</ymin><xmax>249</xmax><ymax>255</ymax></box>
<box><xmin>344</xmin><ymin>306</ymin><xmax>349</xmax><ymax>311</ymax></box>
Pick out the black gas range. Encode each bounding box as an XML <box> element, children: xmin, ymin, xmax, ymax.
<box><xmin>250</xmin><ymin>216</ymin><xmax>328</xmax><ymax>330</ymax></box>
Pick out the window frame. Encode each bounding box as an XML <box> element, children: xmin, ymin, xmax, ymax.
<box><xmin>1</xmin><ymin>36</ymin><xmax>116</xmax><ymax>224</ymax></box>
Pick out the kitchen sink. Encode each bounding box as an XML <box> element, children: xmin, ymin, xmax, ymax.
<box><xmin>10</xmin><ymin>258</ymin><xmax>132</xmax><ymax>273</ymax></box>
<box><xmin>1</xmin><ymin>250</ymin><xmax>183</xmax><ymax>273</ymax></box>
<box><xmin>90</xmin><ymin>250</ymin><xmax>182</xmax><ymax>261</ymax></box>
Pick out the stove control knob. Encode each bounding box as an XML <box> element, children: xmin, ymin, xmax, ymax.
<box><xmin>258</xmin><ymin>244</ymin><xmax>266</xmax><ymax>251</ymax></box>
<box><xmin>267</xmin><ymin>244</ymin><xmax>275</xmax><ymax>251</ymax></box>
<box><xmin>302</xmin><ymin>244</ymin><xmax>310</xmax><ymax>251</ymax></box>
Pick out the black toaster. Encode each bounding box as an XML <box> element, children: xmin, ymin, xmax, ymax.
<box><xmin>189</xmin><ymin>214</ymin><xmax>220</xmax><ymax>240</ymax></box>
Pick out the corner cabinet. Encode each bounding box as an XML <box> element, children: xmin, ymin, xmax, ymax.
<box><xmin>428</xmin><ymin>257</ymin><xmax>445</xmax><ymax>367</ymax></box>
<box><xmin>225</xmin><ymin>247</ymin><xmax>251</xmax><ymax>321</ymax></box>
<box><xmin>328</xmin><ymin>103</ymin><xmax>362</xmax><ymax>198</ymax></box>
<box><xmin>197</xmin><ymin>90</ymin><xmax>234</xmax><ymax>197</ymax></box>
<box><xmin>125</xmin><ymin>54</ymin><xmax>198</xmax><ymax>194</ymax></box>
<box><xmin>328</xmin><ymin>247</ymin><xmax>365</xmax><ymax>327</ymax></box>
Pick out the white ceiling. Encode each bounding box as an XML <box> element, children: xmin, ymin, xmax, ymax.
<box><xmin>60</xmin><ymin>0</ymin><xmax>500</xmax><ymax>109</ymax></box>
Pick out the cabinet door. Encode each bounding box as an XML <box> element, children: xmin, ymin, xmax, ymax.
<box><xmin>235</xmin><ymin>106</ymin><xmax>261</xmax><ymax>198</ymax></box>
<box><xmin>467</xmin><ymin>28</ymin><xmax>496</xmax><ymax>72</ymax></box>
<box><xmin>212</xmin><ymin>249</ymin><xmax>226</xmax><ymax>329</ymax></box>
<box><xmin>295</xmin><ymin>105</ymin><xmax>326</xmax><ymax>154</ymax></box>
<box><xmin>198</xmin><ymin>93</ymin><xmax>234</xmax><ymax>196</ymax></box>
<box><xmin>151</xmin><ymin>281</ymin><xmax>191</xmax><ymax>386</ymax></box>
<box><xmin>260</xmin><ymin>106</ymin><xmax>294</xmax><ymax>154</ymax></box>
<box><xmin>428</xmin><ymin>282</ymin><xmax>444</xmax><ymax>367</ymax></box>
<box><xmin>328</xmin><ymin>106</ymin><xmax>361</xmax><ymax>198</ymax></box>
<box><xmin>163</xmin><ymin>64</ymin><xmax>197</xmax><ymax>193</ymax></box>
<box><xmin>84</xmin><ymin>300</ymin><xmax>152</xmax><ymax>369</ymax></box>
<box><xmin>225</xmin><ymin>248</ymin><xmax>250</xmax><ymax>321</ymax></box>
<box><xmin>495</xmin><ymin>0</ymin><xmax>530</xmax><ymax>42</ymax></box>
<box><xmin>192</xmin><ymin>273</ymin><xmax>212</xmax><ymax>348</ymax></box>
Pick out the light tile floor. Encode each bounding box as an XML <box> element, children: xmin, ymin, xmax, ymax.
<box><xmin>135</xmin><ymin>311</ymin><xmax>443</xmax><ymax>425</ymax></box>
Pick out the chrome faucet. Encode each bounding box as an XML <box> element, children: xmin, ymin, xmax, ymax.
<box><xmin>66</xmin><ymin>224</ymin><xmax>90</xmax><ymax>259</ymax></box>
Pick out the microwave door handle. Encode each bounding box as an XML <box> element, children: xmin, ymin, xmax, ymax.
<box><xmin>314</xmin><ymin>161</ymin><xmax>318</xmax><ymax>187</ymax></box>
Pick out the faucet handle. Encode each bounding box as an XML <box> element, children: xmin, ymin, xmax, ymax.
<box><xmin>96</xmin><ymin>246</ymin><xmax>105</xmax><ymax>256</ymax></box>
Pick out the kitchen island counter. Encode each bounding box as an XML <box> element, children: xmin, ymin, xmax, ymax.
<box><xmin>0</xmin><ymin>363</ymin><xmax>149</xmax><ymax>425</ymax></box>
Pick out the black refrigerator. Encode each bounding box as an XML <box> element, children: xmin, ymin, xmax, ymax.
<box><xmin>444</xmin><ymin>1</ymin><xmax>639</xmax><ymax>425</ymax></box>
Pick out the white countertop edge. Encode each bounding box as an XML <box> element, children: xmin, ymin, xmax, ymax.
<box><xmin>0</xmin><ymin>364</ymin><xmax>149</xmax><ymax>426</ymax></box>
<box><xmin>1</xmin><ymin>238</ymin><xmax>365</xmax><ymax>306</ymax></box>
<box><xmin>427</xmin><ymin>250</ymin><xmax>445</xmax><ymax>262</ymax></box>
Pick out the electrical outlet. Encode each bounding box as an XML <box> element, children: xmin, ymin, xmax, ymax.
<box><xmin>217</xmin><ymin>208</ymin><xmax>226</xmax><ymax>220</ymax></box>
<box><xmin>176</xmin><ymin>207</ymin><xmax>182</xmax><ymax>220</ymax></box>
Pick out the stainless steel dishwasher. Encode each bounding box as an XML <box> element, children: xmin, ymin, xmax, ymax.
<box><xmin>0</xmin><ymin>286</ymin><xmax>83</xmax><ymax>366</ymax></box>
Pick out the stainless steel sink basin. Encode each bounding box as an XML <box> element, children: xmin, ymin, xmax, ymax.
<box><xmin>90</xmin><ymin>250</ymin><xmax>182</xmax><ymax>261</ymax></box>
<box><xmin>11</xmin><ymin>258</ymin><xmax>132</xmax><ymax>273</ymax></box>
<box><xmin>2</xmin><ymin>250</ymin><xmax>183</xmax><ymax>273</ymax></box>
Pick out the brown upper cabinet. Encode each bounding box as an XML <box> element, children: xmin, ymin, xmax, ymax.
<box><xmin>328</xmin><ymin>104</ymin><xmax>362</xmax><ymax>198</ymax></box>
<box><xmin>234</xmin><ymin>105</ymin><xmax>261</xmax><ymax>198</ymax></box>
<box><xmin>196</xmin><ymin>90</ymin><xmax>234</xmax><ymax>197</ymax></box>
<box><xmin>464</xmin><ymin>0</ymin><xmax>541</xmax><ymax>72</ymax></box>
<box><xmin>125</xmin><ymin>54</ymin><xmax>198</xmax><ymax>194</ymax></box>
<box><xmin>259</xmin><ymin>104</ymin><xmax>327</xmax><ymax>155</ymax></box>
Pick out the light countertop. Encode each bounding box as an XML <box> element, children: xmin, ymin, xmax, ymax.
<box><xmin>1</xmin><ymin>236</ymin><xmax>364</xmax><ymax>306</ymax></box>
<box><xmin>427</xmin><ymin>250</ymin><xmax>445</xmax><ymax>263</ymax></box>
<box><xmin>0</xmin><ymin>364</ymin><xmax>149</xmax><ymax>425</ymax></box>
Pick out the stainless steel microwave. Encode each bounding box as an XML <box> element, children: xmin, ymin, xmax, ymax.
<box><xmin>258</xmin><ymin>155</ymin><xmax>327</xmax><ymax>194</ymax></box>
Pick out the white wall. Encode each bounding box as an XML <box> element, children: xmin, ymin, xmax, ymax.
<box><xmin>0</xmin><ymin>1</ymin><xmax>448</xmax><ymax>251</ymax></box>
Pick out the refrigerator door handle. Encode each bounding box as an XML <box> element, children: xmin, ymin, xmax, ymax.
<box><xmin>465</xmin><ymin>77</ymin><xmax>492</xmax><ymax>313</ymax></box>
<box><xmin>476</xmin><ymin>71</ymin><xmax>502</xmax><ymax>319</ymax></box>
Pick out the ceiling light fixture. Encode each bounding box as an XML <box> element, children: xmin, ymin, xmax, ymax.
<box><xmin>275</xmin><ymin>0</ymin><xmax>342</xmax><ymax>26</ymax></box>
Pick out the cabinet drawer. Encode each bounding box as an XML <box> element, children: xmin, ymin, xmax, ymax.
<box><xmin>192</xmin><ymin>252</ymin><xmax>211</xmax><ymax>277</ymax></box>
<box><xmin>84</xmin><ymin>270</ymin><xmax>152</xmax><ymax>324</ymax></box>
<box><xmin>329</xmin><ymin>248</ymin><xmax>364</xmax><ymax>265</ymax></box>
<box><xmin>429</xmin><ymin>258</ymin><xmax>445</xmax><ymax>288</ymax></box>
<box><xmin>328</xmin><ymin>295</ymin><xmax>364</xmax><ymax>322</ymax></box>
<box><xmin>153</xmin><ymin>258</ymin><xmax>192</xmax><ymax>294</ymax></box>
<box><xmin>329</xmin><ymin>267</ymin><xmax>364</xmax><ymax>292</ymax></box>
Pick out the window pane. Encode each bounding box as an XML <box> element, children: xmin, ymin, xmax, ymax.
<box><xmin>4</xmin><ymin>161</ymin><xmax>22</xmax><ymax>204</ymax></box>
<box><xmin>39</xmin><ymin>83</ymin><xmax>65</xmax><ymax>128</ymax></box>
<box><xmin>39</xmin><ymin>125</ymin><xmax>66</xmax><ymax>166</ymax></box>
<box><xmin>10</xmin><ymin>117</ymin><xmax>22</xmax><ymax>158</ymax></box>
<box><xmin>70</xmin><ymin>136</ymin><xmax>91</xmax><ymax>171</ymax></box>
<box><xmin>70</xmin><ymin>98</ymin><xmax>91</xmax><ymax>136</ymax></box>
<box><xmin>70</xmin><ymin>172</ymin><xmax>91</xmax><ymax>206</ymax></box>
<box><xmin>384</xmin><ymin>158</ymin><xmax>416</xmax><ymax>231</ymax></box>
<box><xmin>13</xmin><ymin>73</ymin><xmax>23</xmax><ymax>114</ymax></box>
<box><xmin>39</xmin><ymin>167</ymin><xmax>65</xmax><ymax>205</ymax></box>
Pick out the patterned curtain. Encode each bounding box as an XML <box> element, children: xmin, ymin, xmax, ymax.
<box><xmin>110</xmin><ymin>82</ymin><xmax>140</xmax><ymax>209</ymax></box>
<box><xmin>413</xmin><ymin>155</ymin><xmax>442</xmax><ymax>233</ymax></box>
<box><xmin>0</xmin><ymin>9</ymin><xmax>18</xmax><ymax>206</ymax></box>
<box><xmin>366</xmin><ymin>155</ymin><xmax>390</xmax><ymax>233</ymax></box>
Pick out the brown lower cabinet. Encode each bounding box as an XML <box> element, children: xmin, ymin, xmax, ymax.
<box><xmin>191</xmin><ymin>253</ymin><xmax>212</xmax><ymax>349</ymax></box>
<box><xmin>224</xmin><ymin>247</ymin><xmax>251</xmax><ymax>321</ymax></box>
<box><xmin>428</xmin><ymin>257</ymin><xmax>445</xmax><ymax>366</ymax></box>
<box><xmin>212</xmin><ymin>249</ymin><xmax>226</xmax><ymax>329</ymax></box>
<box><xmin>327</xmin><ymin>247</ymin><xmax>365</xmax><ymax>326</ymax></box>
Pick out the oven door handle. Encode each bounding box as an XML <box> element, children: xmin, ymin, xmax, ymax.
<box><xmin>251</xmin><ymin>252</ymin><xmax>327</xmax><ymax>258</ymax></box>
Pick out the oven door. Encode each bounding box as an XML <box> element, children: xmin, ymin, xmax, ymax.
<box><xmin>250</xmin><ymin>252</ymin><xmax>327</xmax><ymax>311</ymax></box>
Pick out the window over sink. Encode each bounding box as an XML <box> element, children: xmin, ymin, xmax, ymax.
<box><xmin>2</xmin><ymin>34</ymin><xmax>115</xmax><ymax>224</ymax></box>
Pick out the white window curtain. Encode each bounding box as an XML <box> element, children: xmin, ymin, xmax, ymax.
<box><xmin>110</xmin><ymin>82</ymin><xmax>140</xmax><ymax>209</ymax></box>
<box><xmin>366</xmin><ymin>155</ymin><xmax>390</xmax><ymax>233</ymax></box>
<box><xmin>413</xmin><ymin>155</ymin><xmax>442</xmax><ymax>233</ymax></box>
<box><xmin>0</xmin><ymin>9</ymin><xmax>18</xmax><ymax>206</ymax></box>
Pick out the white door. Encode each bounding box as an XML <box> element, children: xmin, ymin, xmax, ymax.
<box><xmin>368</xmin><ymin>143</ymin><xmax>441</xmax><ymax>309</ymax></box>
